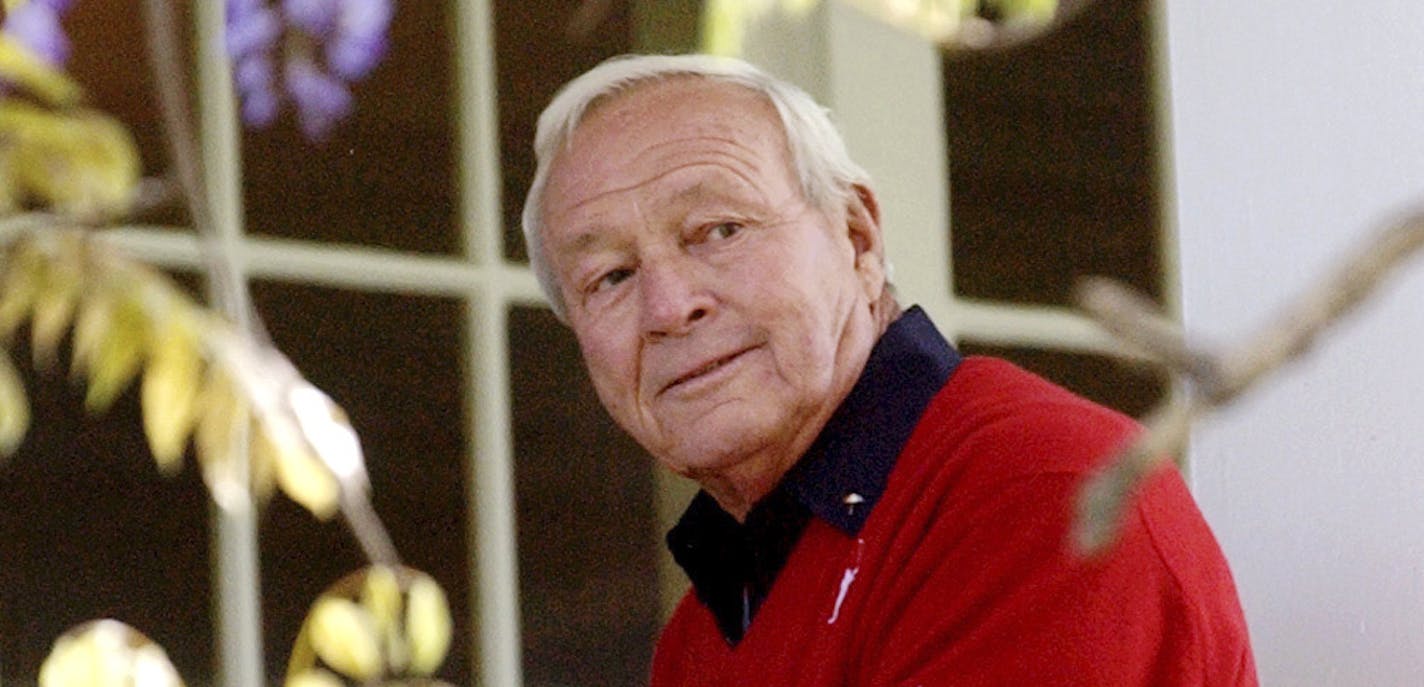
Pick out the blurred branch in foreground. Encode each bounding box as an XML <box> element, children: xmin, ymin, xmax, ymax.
<box><xmin>1074</xmin><ymin>207</ymin><xmax>1424</xmax><ymax>554</ymax></box>
<box><xmin>695</xmin><ymin>0</ymin><xmax>1095</xmax><ymax>55</ymax></box>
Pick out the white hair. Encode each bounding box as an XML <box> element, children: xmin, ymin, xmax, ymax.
<box><xmin>520</xmin><ymin>53</ymin><xmax>872</xmax><ymax>321</ymax></box>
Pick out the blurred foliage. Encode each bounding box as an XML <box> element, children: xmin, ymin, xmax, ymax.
<box><xmin>0</xmin><ymin>20</ymin><xmax>140</xmax><ymax>221</ymax></box>
<box><xmin>38</xmin><ymin>620</ymin><xmax>185</xmax><ymax>687</ymax></box>
<box><xmin>0</xmin><ymin>101</ymin><xmax>140</xmax><ymax>219</ymax></box>
<box><xmin>286</xmin><ymin>566</ymin><xmax>454</xmax><ymax>687</ymax></box>
<box><xmin>34</xmin><ymin>563</ymin><xmax>455</xmax><ymax>687</ymax></box>
<box><xmin>0</xmin><ymin>0</ymin><xmax>452</xmax><ymax>676</ymax></box>
<box><xmin>701</xmin><ymin>0</ymin><xmax>1058</xmax><ymax>54</ymax></box>
<box><xmin>0</xmin><ymin>228</ymin><xmax>345</xmax><ymax>517</ymax></box>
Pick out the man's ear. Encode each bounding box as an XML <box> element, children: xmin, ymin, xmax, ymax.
<box><xmin>845</xmin><ymin>183</ymin><xmax>887</xmax><ymax>302</ymax></box>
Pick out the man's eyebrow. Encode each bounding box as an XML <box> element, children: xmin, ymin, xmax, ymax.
<box><xmin>553</xmin><ymin>226</ymin><xmax>613</xmax><ymax>259</ymax></box>
<box><xmin>667</xmin><ymin>179</ymin><xmax>754</xmax><ymax>208</ymax></box>
<box><xmin>670</xmin><ymin>182</ymin><xmax>715</xmax><ymax>203</ymax></box>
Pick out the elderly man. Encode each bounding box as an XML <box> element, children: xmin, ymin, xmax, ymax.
<box><xmin>522</xmin><ymin>54</ymin><xmax>1255</xmax><ymax>686</ymax></box>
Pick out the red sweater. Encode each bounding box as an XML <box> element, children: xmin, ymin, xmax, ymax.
<box><xmin>651</xmin><ymin>358</ymin><xmax>1256</xmax><ymax>686</ymax></box>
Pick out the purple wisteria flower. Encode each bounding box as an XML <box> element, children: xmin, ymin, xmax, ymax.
<box><xmin>3</xmin><ymin>0</ymin><xmax>74</xmax><ymax>68</ymax></box>
<box><xmin>226</xmin><ymin>0</ymin><xmax>391</xmax><ymax>140</ymax></box>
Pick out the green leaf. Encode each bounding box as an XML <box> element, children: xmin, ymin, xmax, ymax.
<box><xmin>28</xmin><ymin>235</ymin><xmax>84</xmax><ymax>368</ymax></box>
<box><xmin>0</xmin><ymin>238</ymin><xmax>43</xmax><ymax>342</ymax></box>
<box><xmin>141</xmin><ymin>313</ymin><xmax>203</xmax><ymax>474</ymax></box>
<box><xmin>263</xmin><ymin>421</ymin><xmax>341</xmax><ymax>520</ymax></box>
<box><xmin>38</xmin><ymin>620</ymin><xmax>185</xmax><ymax>687</ymax></box>
<box><xmin>0</xmin><ymin>103</ymin><xmax>141</xmax><ymax>220</ymax></box>
<box><xmin>82</xmin><ymin>294</ymin><xmax>147</xmax><ymax>413</ymax></box>
<box><xmin>309</xmin><ymin>597</ymin><xmax>383</xmax><ymax>681</ymax></box>
<box><xmin>69</xmin><ymin>288</ymin><xmax>112</xmax><ymax>381</ymax></box>
<box><xmin>405</xmin><ymin>573</ymin><xmax>452</xmax><ymax>677</ymax></box>
<box><xmin>700</xmin><ymin>0</ymin><xmax>754</xmax><ymax>56</ymax></box>
<box><xmin>362</xmin><ymin>565</ymin><xmax>408</xmax><ymax>673</ymax></box>
<box><xmin>193</xmin><ymin>367</ymin><xmax>251</xmax><ymax>503</ymax></box>
<box><xmin>990</xmin><ymin>0</ymin><xmax>1057</xmax><ymax>22</ymax></box>
<box><xmin>284</xmin><ymin>668</ymin><xmax>345</xmax><ymax>687</ymax></box>
<box><xmin>0</xmin><ymin>351</ymin><xmax>29</xmax><ymax>457</ymax></box>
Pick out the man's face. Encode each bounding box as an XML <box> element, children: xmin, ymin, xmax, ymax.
<box><xmin>540</xmin><ymin>78</ymin><xmax>885</xmax><ymax>494</ymax></box>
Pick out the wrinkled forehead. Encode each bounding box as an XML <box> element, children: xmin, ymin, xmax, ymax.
<box><xmin>542</xmin><ymin>78</ymin><xmax>796</xmax><ymax>212</ymax></box>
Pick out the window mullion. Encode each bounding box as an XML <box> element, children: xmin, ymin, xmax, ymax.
<box><xmin>192</xmin><ymin>0</ymin><xmax>264</xmax><ymax>685</ymax></box>
<box><xmin>453</xmin><ymin>1</ymin><xmax>526</xmax><ymax>686</ymax></box>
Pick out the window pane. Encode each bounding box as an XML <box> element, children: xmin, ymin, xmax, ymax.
<box><xmin>66</xmin><ymin>1</ymin><xmax>186</xmax><ymax>228</ymax></box>
<box><xmin>944</xmin><ymin>0</ymin><xmax>1162</xmax><ymax>306</ymax></box>
<box><xmin>250</xmin><ymin>282</ymin><xmax>471</xmax><ymax>681</ymax></box>
<box><xmin>242</xmin><ymin>2</ymin><xmax>460</xmax><ymax>254</ymax></box>
<box><xmin>958</xmin><ymin>342</ymin><xmax>1168</xmax><ymax>419</ymax></box>
<box><xmin>509</xmin><ymin>306</ymin><xmax>661</xmax><ymax>687</ymax></box>
<box><xmin>496</xmin><ymin>1</ymin><xmax>636</xmax><ymax>264</ymax></box>
<box><xmin>64</xmin><ymin>3</ymin><xmax>458</xmax><ymax>250</ymax></box>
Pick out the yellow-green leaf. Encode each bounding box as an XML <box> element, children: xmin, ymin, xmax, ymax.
<box><xmin>38</xmin><ymin>629</ymin><xmax>120</xmax><ymax>687</ymax></box>
<box><xmin>700</xmin><ymin>0</ymin><xmax>754</xmax><ymax>56</ymax></box>
<box><xmin>0</xmin><ymin>35</ymin><xmax>82</xmax><ymax>106</ymax></box>
<box><xmin>406</xmin><ymin>573</ymin><xmax>452</xmax><ymax>677</ymax></box>
<box><xmin>0</xmin><ymin>238</ymin><xmax>44</xmax><ymax>342</ymax></box>
<box><xmin>83</xmin><ymin>294</ymin><xmax>146</xmax><ymax>412</ymax></box>
<box><xmin>990</xmin><ymin>0</ymin><xmax>1057</xmax><ymax>22</ymax></box>
<box><xmin>69</xmin><ymin>288</ymin><xmax>112</xmax><ymax>379</ymax></box>
<box><xmin>250</xmin><ymin>424</ymin><xmax>281</xmax><ymax>504</ymax></box>
<box><xmin>309</xmin><ymin>597</ymin><xmax>383</xmax><ymax>681</ymax></box>
<box><xmin>0</xmin><ymin>146</ymin><xmax>22</xmax><ymax>214</ymax></box>
<box><xmin>141</xmin><ymin>314</ymin><xmax>203</xmax><ymax>474</ymax></box>
<box><xmin>193</xmin><ymin>368</ymin><xmax>251</xmax><ymax>503</ymax></box>
<box><xmin>28</xmin><ymin>242</ymin><xmax>83</xmax><ymax>368</ymax></box>
<box><xmin>362</xmin><ymin>565</ymin><xmax>407</xmax><ymax>673</ymax></box>
<box><xmin>268</xmin><ymin>424</ymin><xmax>341</xmax><ymax>520</ymax></box>
<box><xmin>0</xmin><ymin>352</ymin><xmax>29</xmax><ymax>457</ymax></box>
<box><xmin>129</xmin><ymin>642</ymin><xmax>186</xmax><ymax>687</ymax></box>
<box><xmin>38</xmin><ymin>620</ymin><xmax>182</xmax><ymax>687</ymax></box>
<box><xmin>362</xmin><ymin>565</ymin><xmax>403</xmax><ymax>636</ymax></box>
<box><xmin>4</xmin><ymin>104</ymin><xmax>141</xmax><ymax>219</ymax></box>
<box><xmin>284</xmin><ymin>668</ymin><xmax>345</xmax><ymax>687</ymax></box>
<box><xmin>284</xmin><ymin>613</ymin><xmax>320</xmax><ymax>683</ymax></box>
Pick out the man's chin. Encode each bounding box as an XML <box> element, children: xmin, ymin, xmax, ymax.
<box><xmin>656</xmin><ymin>426</ymin><xmax>782</xmax><ymax>484</ymax></box>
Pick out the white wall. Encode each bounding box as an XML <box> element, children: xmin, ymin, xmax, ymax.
<box><xmin>1161</xmin><ymin>3</ymin><xmax>1424</xmax><ymax>684</ymax></box>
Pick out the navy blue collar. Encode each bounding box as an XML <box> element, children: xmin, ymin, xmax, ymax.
<box><xmin>780</xmin><ymin>305</ymin><xmax>961</xmax><ymax>534</ymax></box>
<box><xmin>666</xmin><ymin>306</ymin><xmax>960</xmax><ymax>642</ymax></box>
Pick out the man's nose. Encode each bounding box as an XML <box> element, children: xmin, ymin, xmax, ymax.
<box><xmin>638</xmin><ymin>256</ymin><xmax>714</xmax><ymax>340</ymax></box>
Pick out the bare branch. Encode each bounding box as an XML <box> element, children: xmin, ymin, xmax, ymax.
<box><xmin>1213</xmin><ymin>212</ymin><xmax>1424</xmax><ymax>403</ymax></box>
<box><xmin>1074</xmin><ymin>208</ymin><xmax>1424</xmax><ymax>555</ymax></box>
<box><xmin>1075</xmin><ymin>277</ymin><xmax>1221</xmax><ymax>385</ymax></box>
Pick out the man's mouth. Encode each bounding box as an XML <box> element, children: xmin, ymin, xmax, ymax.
<box><xmin>663</xmin><ymin>347</ymin><xmax>754</xmax><ymax>393</ymax></box>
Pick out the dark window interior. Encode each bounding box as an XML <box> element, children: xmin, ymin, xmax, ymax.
<box><xmin>945</xmin><ymin>0</ymin><xmax>1167</xmax><ymax>414</ymax></box>
<box><xmin>944</xmin><ymin>0</ymin><xmax>1162</xmax><ymax>308</ymax></box>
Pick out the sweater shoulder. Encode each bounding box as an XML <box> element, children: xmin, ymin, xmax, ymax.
<box><xmin>902</xmin><ymin>356</ymin><xmax>1141</xmax><ymax>485</ymax></box>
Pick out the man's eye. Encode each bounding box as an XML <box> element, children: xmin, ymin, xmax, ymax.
<box><xmin>594</xmin><ymin>267</ymin><xmax>634</xmax><ymax>292</ymax></box>
<box><xmin>708</xmin><ymin>222</ymin><xmax>743</xmax><ymax>241</ymax></box>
